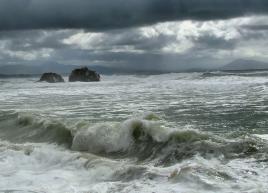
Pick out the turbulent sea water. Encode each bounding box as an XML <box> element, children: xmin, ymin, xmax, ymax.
<box><xmin>0</xmin><ymin>71</ymin><xmax>268</xmax><ymax>193</ymax></box>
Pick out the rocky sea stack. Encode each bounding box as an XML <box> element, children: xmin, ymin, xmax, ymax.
<box><xmin>39</xmin><ymin>73</ymin><xmax>64</xmax><ymax>83</ymax></box>
<box><xmin>69</xmin><ymin>67</ymin><xmax>100</xmax><ymax>82</ymax></box>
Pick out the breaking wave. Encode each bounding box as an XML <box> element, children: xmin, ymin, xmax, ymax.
<box><xmin>0</xmin><ymin>111</ymin><xmax>267</xmax><ymax>165</ymax></box>
<box><xmin>0</xmin><ymin>111</ymin><xmax>72</xmax><ymax>146</ymax></box>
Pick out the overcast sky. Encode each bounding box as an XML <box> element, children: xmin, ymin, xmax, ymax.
<box><xmin>1</xmin><ymin>0</ymin><xmax>268</xmax><ymax>71</ymax></box>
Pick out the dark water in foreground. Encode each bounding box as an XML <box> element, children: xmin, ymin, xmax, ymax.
<box><xmin>0</xmin><ymin>72</ymin><xmax>267</xmax><ymax>193</ymax></box>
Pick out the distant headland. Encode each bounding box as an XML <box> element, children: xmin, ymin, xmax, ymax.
<box><xmin>1</xmin><ymin>59</ymin><xmax>268</xmax><ymax>78</ymax></box>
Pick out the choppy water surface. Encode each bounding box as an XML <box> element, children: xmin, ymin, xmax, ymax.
<box><xmin>0</xmin><ymin>72</ymin><xmax>267</xmax><ymax>193</ymax></box>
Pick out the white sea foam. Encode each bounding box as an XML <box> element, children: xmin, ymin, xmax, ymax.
<box><xmin>0</xmin><ymin>72</ymin><xmax>268</xmax><ymax>192</ymax></box>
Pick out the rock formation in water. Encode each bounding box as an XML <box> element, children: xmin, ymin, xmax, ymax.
<box><xmin>69</xmin><ymin>67</ymin><xmax>100</xmax><ymax>82</ymax></box>
<box><xmin>39</xmin><ymin>73</ymin><xmax>64</xmax><ymax>83</ymax></box>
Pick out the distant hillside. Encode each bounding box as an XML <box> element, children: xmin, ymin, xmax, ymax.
<box><xmin>0</xmin><ymin>63</ymin><xmax>170</xmax><ymax>75</ymax></box>
<box><xmin>220</xmin><ymin>59</ymin><xmax>268</xmax><ymax>71</ymax></box>
<box><xmin>0</xmin><ymin>64</ymin><xmax>131</xmax><ymax>75</ymax></box>
<box><xmin>0</xmin><ymin>74</ymin><xmax>40</xmax><ymax>78</ymax></box>
<box><xmin>0</xmin><ymin>62</ymin><xmax>77</xmax><ymax>75</ymax></box>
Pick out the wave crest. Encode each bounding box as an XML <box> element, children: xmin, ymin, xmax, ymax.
<box><xmin>0</xmin><ymin>111</ymin><xmax>266</xmax><ymax>165</ymax></box>
<box><xmin>0</xmin><ymin>111</ymin><xmax>72</xmax><ymax>146</ymax></box>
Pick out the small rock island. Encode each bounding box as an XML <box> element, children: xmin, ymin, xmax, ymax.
<box><xmin>69</xmin><ymin>67</ymin><xmax>100</xmax><ymax>82</ymax></box>
<box><xmin>39</xmin><ymin>73</ymin><xmax>64</xmax><ymax>83</ymax></box>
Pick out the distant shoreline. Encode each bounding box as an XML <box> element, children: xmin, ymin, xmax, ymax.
<box><xmin>1</xmin><ymin>68</ymin><xmax>268</xmax><ymax>79</ymax></box>
<box><xmin>219</xmin><ymin>69</ymin><xmax>268</xmax><ymax>73</ymax></box>
<box><xmin>0</xmin><ymin>73</ymin><xmax>69</xmax><ymax>79</ymax></box>
<box><xmin>0</xmin><ymin>74</ymin><xmax>40</xmax><ymax>78</ymax></box>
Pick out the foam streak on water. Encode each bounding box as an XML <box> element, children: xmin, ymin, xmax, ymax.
<box><xmin>0</xmin><ymin>72</ymin><xmax>268</xmax><ymax>192</ymax></box>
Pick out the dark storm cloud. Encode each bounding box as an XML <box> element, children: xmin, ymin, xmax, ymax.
<box><xmin>1</xmin><ymin>0</ymin><xmax>268</xmax><ymax>31</ymax></box>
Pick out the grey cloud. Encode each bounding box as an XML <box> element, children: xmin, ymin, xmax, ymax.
<box><xmin>1</xmin><ymin>14</ymin><xmax>268</xmax><ymax>72</ymax></box>
<box><xmin>239</xmin><ymin>25</ymin><xmax>268</xmax><ymax>40</ymax></box>
<box><xmin>0</xmin><ymin>0</ymin><xmax>268</xmax><ymax>31</ymax></box>
<box><xmin>242</xmin><ymin>24</ymin><xmax>268</xmax><ymax>31</ymax></box>
<box><xmin>49</xmin><ymin>45</ymin><xmax>223</xmax><ymax>71</ymax></box>
<box><xmin>0</xmin><ymin>30</ymin><xmax>76</xmax><ymax>51</ymax></box>
<box><xmin>0</xmin><ymin>28</ymin><xmax>164</xmax><ymax>53</ymax></box>
<box><xmin>82</xmin><ymin>29</ymin><xmax>177</xmax><ymax>52</ymax></box>
<box><xmin>192</xmin><ymin>34</ymin><xmax>237</xmax><ymax>50</ymax></box>
<box><xmin>0</xmin><ymin>25</ymin><xmax>251</xmax><ymax>71</ymax></box>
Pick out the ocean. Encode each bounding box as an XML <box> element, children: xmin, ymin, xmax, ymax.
<box><xmin>0</xmin><ymin>71</ymin><xmax>267</xmax><ymax>193</ymax></box>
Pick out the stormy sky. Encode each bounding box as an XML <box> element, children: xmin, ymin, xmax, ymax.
<box><xmin>1</xmin><ymin>0</ymin><xmax>268</xmax><ymax>72</ymax></box>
